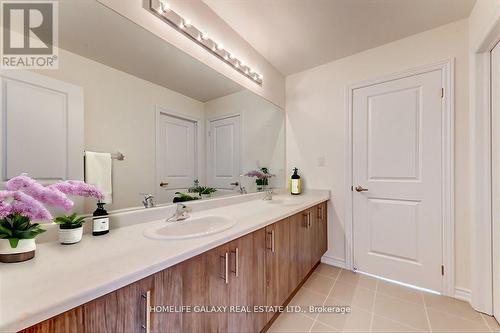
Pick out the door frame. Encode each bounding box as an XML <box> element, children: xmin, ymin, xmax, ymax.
<box><xmin>155</xmin><ymin>105</ymin><xmax>201</xmax><ymax>198</ymax></box>
<box><xmin>206</xmin><ymin>113</ymin><xmax>243</xmax><ymax>189</ymax></box>
<box><xmin>469</xmin><ymin>15</ymin><xmax>500</xmax><ymax>314</ymax></box>
<box><xmin>344</xmin><ymin>59</ymin><xmax>455</xmax><ymax>296</ymax></box>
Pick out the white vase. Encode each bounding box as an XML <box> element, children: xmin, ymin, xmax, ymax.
<box><xmin>0</xmin><ymin>238</ymin><xmax>36</xmax><ymax>263</ymax></box>
<box><xmin>59</xmin><ymin>226</ymin><xmax>83</xmax><ymax>245</ymax></box>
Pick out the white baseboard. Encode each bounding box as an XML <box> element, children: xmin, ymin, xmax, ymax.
<box><xmin>321</xmin><ymin>255</ymin><xmax>346</xmax><ymax>269</ymax></box>
<box><xmin>454</xmin><ymin>287</ymin><xmax>471</xmax><ymax>302</ymax></box>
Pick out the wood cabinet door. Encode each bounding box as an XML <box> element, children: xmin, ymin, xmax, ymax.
<box><xmin>227</xmin><ymin>230</ymin><xmax>266</xmax><ymax>332</ymax></box>
<box><xmin>84</xmin><ymin>275</ymin><xmax>154</xmax><ymax>333</ymax></box>
<box><xmin>204</xmin><ymin>243</ymin><xmax>230</xmax><ymax>332</ymax></box>
<box><xmin>265</xmin><ymin>218</ymin><xmax>291</xmax><ymax>321</ymax></box>
<box><xmin>20</xmin><ymin>308</ymin><xmax>84</xmax><ymax>333</ymax></box>
<box><xmin>151</xmin><ymin>264</ymin><xmax>183</xmax><ymax>333</ymax></box>
<box><xmin>289</xmin><ymin>211</ymin><xmax>310</xmax><ymax>288</ymax></box>
<box><xmin>180</xmin><ymin>253</ymin><xmax>207</xmax><ymax>333</ymax></box>
<box><xmin>317</xmin><ymin>202</ymin><xmax>328</xmax><ymax>261</ymax></box>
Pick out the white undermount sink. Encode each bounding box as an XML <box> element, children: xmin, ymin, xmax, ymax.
<box><xmin>143</xmin><ymin>215</ymin><xmax>237</xmax><ymax>240</ymax></box>
<box><xmin>266</xmin><ymin>197</ymin><xmax>304</xmax><ymax>206</ymax></box>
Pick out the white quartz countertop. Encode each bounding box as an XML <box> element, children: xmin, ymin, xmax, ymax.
<box><xmin>0</xmin><ymin>190</ymin><xmax>329</xmax><ymax>332</ymax></box>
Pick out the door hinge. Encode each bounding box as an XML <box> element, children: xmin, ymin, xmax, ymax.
<box><xmin>441</xmin><ymin>88</ymin><xmax>444</xmax><ymax>98</ymax></box>
<box><xmin>351</xmin><ymin>185</ymin><xmax>354</xmax><ymax>191</ymax></box>
<box><xmin>441</xmin><ymin>265</ymin><xmax>445</xmax><ymax>276</ymax></box>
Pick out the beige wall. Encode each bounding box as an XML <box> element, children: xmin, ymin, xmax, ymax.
<box><xmin>286</xmin><ymin>20</ymin><xmax>470</xmax><ymax>290</ymax></box>
<box><xmin>35</xmin><ymin>48</ymin><xmax>206</xmax><ymax>212</ymax></box>
<box><xmin>205</xmin><ymin>90</ymin><xmax>286</xmax><ymax>190</ymax></box>
<box><xmin>97</xmin><ymin>0</ymin><xmax>285</xmax><ymax>109</ymax></box>
<box><xmin>469</xmin><ymin>0</ymin><xmax>500</xmax><ymax>51</ymax></box>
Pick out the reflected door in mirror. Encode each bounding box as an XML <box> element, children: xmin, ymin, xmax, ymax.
<box><xmin>157</xmin><ymin>112</ymin><xmax>196</xmax><ymax>203</ymax></box>
<box><xmin>208</xmin><ymin>116</ymin><xmax>241</xmax><ymax>189</ymax></box>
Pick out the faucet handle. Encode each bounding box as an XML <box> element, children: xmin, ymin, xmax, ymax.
<box><xmin>140</xmin><ymin>193</ymin><xmax>155</xmax><ymax>208</ymax></box>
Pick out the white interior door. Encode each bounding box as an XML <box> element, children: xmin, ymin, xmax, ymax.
<box><xmin>157</xmin><ymin>112</ymin><xmax>196</xmax><ymax>202</ymax></box>
<box><xmin>0</xmin><ymin>71</ymin><xmax>83</xmax><ymax>185</ymax></box>
<box><xmin>491</xmin><ymin>41</ymin><xmax>500</xmax><ymax>322</ymax></box>
<box><xmin>208</xmin><ymin>115</ymin><xmax>241</xmax><ymax>189</ymax></box>
<box><xmin>352</xmin><ymin>69</ymin><xmax>443</xmax><ymax>292</ymax></box>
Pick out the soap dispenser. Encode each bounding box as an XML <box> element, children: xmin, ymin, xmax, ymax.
<box><xmin>290</xmin><ymin>168</ymin><xmax>301</xmax><ymax>195</ymax></box>
<box><xmin>92</xmin><ymin>201</ymin><xmax>109</xmax><ymax>236</ymax></box>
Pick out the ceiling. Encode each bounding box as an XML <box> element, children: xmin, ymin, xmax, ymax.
<box><xmin>59</xmin><ymin>0</ymin><xmax>242</xmax><ymax>102</ymax></box>
<box><xmin>203</xmin><ymin>0</ymin><xmax>476</xmax><ymax>75</ymax></box>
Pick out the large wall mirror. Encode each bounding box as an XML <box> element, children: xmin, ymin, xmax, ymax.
<box><xmin>0</xmin><ymin>0</ymin><xmax>285</xmax><ymax>215</ymax></box>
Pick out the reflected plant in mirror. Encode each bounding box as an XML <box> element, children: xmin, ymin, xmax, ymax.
<box><xmin>245</xmin><ymin>168</ymin><xmax>275</xmax><ymax>191</ymax></box>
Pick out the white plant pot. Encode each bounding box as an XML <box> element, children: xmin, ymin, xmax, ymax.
<box><xmin>0</xmin><ymin>238</ymin><xmax>36</xmax><ymax>263</ymax></box>
<box><xmin>59</xmin><ymin>226</ymin><xmax>83</xmax><ymax>245</ymax></box>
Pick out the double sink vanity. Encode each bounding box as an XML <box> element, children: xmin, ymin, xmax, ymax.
<box><xmin>2</xmin><ymin>191</ymin><xmax>329</xmax><ymax>332</ymax></box>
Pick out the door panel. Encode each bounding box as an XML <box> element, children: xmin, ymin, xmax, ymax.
<box><xmin>157</xmin><ymin>113</ymin><xmax>196</xmax><ymax>202</ymax></box>
<box><xmin>353</xmin><ymin>69</ymin><xmax>443</xmax><ymax>292</ymax></box>
<box><xmin>208</xmin><ymin>116</ymin><xmax>241</xmax><ymax>189</ymax></box>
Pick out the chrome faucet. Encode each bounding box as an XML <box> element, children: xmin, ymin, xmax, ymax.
<box><xmin>239</xmin><ymin>185</ymin><xmax>247</xmax><ymax>194</ymax></box>
<box><xmin>231</xmin><ymin>179</ymin><xmax>247</xmax><ymax>194</ymax></box>
<box><xmin>167</xmin><ymin>204</ymin><xmax>190</xmax><ymax>222</ymax></box>
<box><xmin>142</xmin><ymin>194</ymin><xmax>155</xmax><ymax>208</ymax></box>
<box><xmin>263</xmin><ymin>189</ymin><xmax>273</xmax><ymax>201</ymax></box>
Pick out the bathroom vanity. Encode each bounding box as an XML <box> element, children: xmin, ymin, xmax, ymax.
<box><xmin>0</xmin><ymin>2</ymin><xmax>325</xmax><ymax>332</ymax></box>
<box><xmin>1</xmin><ymin>192</ymin><xmax>329</xmax><ymax>332</ymax></box>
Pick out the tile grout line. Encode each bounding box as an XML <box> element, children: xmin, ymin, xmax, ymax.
<box><xmin>421</xmin><ymin>291</ymin><xmax>432</xmax><ymax>333</ymax></box>
<box><xmin>307</xmin><ymin>267</ymin><xmax>342</xmax><ymax>333</ymax></box>
<box><xmin>368</xmin><ymin>278</ymin><xmax>379</xmax><ymax>332</ymax></box>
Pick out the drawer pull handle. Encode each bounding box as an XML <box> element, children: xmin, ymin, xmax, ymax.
<box><xmin>231</xmin><ymin>247</ymin><xmax>239</xmax><ymax>277</ymax></box>
<box><xmin>220</xmin><ymin>252</ymin><xmax>229</xmax><ymax>284</ymax></box>
<box><xmin>267</xmin><ymin>230</ymin><xmax>275</xmax><ymax>253</ymax></box>
<box><xmin>141</xmin><ymin>290</ymin><xmax>151</xmax><ymax>333</ymax></box>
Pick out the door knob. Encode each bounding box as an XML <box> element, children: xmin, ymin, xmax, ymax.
<box><xmin>230</xmin><ymin>181</ymin><xmax>239</xmax><ymax>186</ymax></box>
<box><xmin>160</xmin><ymin>181</ymin><xmax>169</xmax><ymax>188</ymax></box>
<box><xmin>355</xmin><ymin>186</ymin><xmax>368</xmax><ymax>192</ymax></box>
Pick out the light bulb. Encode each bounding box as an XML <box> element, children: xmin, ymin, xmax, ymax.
<box><xmin>216</xmin><ymin>43</ymin><xmax>224</xmax><ymax>50</ymax></box>
<box><xmin>184</xmin><ymin>19</ymin><xmax>191</xmax><ymax>27</ymax></box>
<box><xmin>201</xmin><ymin>31</ymin><xmax>209</xmax><ymax>40</ymax></box>
<box><xmin>159</xmin><ymin>0</ymin><xmax>170</xmax><ymax>13</ymax></box>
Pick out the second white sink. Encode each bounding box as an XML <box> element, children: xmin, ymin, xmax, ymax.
<box><xmin>143</xmin><ymin>215</ymin><xmax>236</xmax><ymax>240</ymax></box>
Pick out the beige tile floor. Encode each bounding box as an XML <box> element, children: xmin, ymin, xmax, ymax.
<box><xmin>269</xmin><ymin>264</ymin><xmax>500</xmax><ymax>332</ymax></box>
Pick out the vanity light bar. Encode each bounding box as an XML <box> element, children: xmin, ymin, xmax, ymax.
<box><xmin>150</xmin><ymin>0</ymin><xmax>263</xmax><ymax>86</ymax></box>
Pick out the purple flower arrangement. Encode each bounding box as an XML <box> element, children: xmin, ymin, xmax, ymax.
<box><xmin>245</xmin><ymin>168</ymin><xmax>275</xmax><ymax>190</ymax></box>
<box><xmin>0</xmin><ymin>173</ymin><xmax>104</xmax><ymax>248</ymax></box>
<box><xmin>244</xmin><ymin>170</ymin><xmax>275</xmax><ymax>180</ymax></box>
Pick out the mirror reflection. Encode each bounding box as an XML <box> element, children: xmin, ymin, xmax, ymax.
<box><xmin>1</xmin><ymin>0</ymin><xmax>285</xmax><ymax>214</ymax></box>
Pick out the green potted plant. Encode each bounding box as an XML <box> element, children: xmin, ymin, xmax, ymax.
<box><xmin>0</xmin><ymin>214</ymin><xmax>46</xmax><ymax>263</ymax></box>
<box><xmin>49</xmin><ymin>180</ymin><xmax>104</xmax><ymax>245</ymax></box>
<box><xmin>53</xmin><ymin>213</ymin><xmax>87</xmax><ymax>245</ymax></box>
<box><xmin>0</xmin><ymin>174</ymin><xmax>72</xmax><ymax>263</ymax></box>
<box><xmin>0</xmin><ymin>174</ymin><xmax>104</xmax><ymax>261</ymax></box>
<box><xmin>173</xmin><ymin>192</ymin><xmax>200</xmax><ymax>203</ymax></box>
<box><xmin>189</xmin><ymin>186</ymin><xmax>217</xmax><ymax>199</ymax></box>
